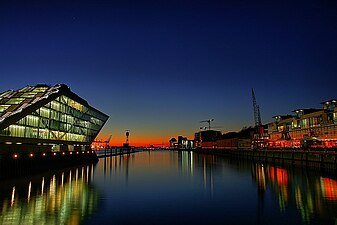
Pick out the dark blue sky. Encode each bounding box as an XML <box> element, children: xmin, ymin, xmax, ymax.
<box><xmin>1</xmin><ymin>0</ymin><xmax>337</xmax><ymax>145</ymax></box>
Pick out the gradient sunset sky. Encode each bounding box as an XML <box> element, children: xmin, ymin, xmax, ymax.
<box><xmin>1</xmin><ymin>0</ymin><xmax>337</xmax><ymax>146</ymax></box>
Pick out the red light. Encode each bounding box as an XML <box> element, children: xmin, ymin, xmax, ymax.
<box><xmin>70</xmin><ymin>152</ymin><xmax>73</xmax><ymax>155</ymax></box>
<box><xmin>87</xmin><ymin>151</ymin><xmax>89</xmax><ymax>154</ymax></box>
<box><xmin>82</xmin><ymin>151</ymin><xmax>85</xmax><ymax>154</ymax></box>
<box><xmin>42</xmin><ymin>153</ymin><xmax>46</xmax><ymax>156</ymax></box>
<box><xmin>13</xmin><ymin>154</ymin><xmax>18</xmax><ymax>159</ymax></box>
<box><xmin>76</xmin><ymin>152</ymin><xmax>79</xmax><ymax>154</ymax></box>
<box><xmin>53</xmin><ymin>153</ymin><xmax>57</xmax><ymax>156</ymax></box>
<box><xmin>62</xmin><ymin>152</ymin><xmax>65</xmax><ymax>155</ymax></box>
<box><xmin>29</xmin><ymin>153</ymin><xmax>33</xmax><ymax>157</ymax></box>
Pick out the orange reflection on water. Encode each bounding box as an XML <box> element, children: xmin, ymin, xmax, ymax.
<box><xmin>276</xmin><ymin>168</ymin><xmax>288</xmax><ymax>186</ymax></box>
<box><xmin>268</xmin><ymin>166</ymin><xmax>288</xmax><ymax>186</ymax></box>
<box><xmin>320</xmin><ymin>177</ymin><xmax>337</xmax><ymax>201</ymax></box>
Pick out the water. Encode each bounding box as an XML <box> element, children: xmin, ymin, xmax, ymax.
<box><xmin>1</xmin><ymin>150</ymin><xmax>337</xmax><ymax>225</ymax></box>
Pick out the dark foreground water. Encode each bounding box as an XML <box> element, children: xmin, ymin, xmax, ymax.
<box><xmin>1</xmin><ymin>150</ymin><xmax>337</xmax><ymax>225</ymax></box>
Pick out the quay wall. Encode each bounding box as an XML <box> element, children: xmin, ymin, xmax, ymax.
<box><xmin>195</xmin><ymin>148</ymin><xmax>337</xmax><ymax>172</ymax></box>
<box><xmin>0</xmin><ymin>150</ymin><xmax>98</xmax><ymax>179</ymax></box>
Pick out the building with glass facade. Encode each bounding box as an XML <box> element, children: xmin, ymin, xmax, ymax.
<box><xmin>0</xmin><ymin>84</ymin><xmax>108</xmax><ymax>152</ymax></box>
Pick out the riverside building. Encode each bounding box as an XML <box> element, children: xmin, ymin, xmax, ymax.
<box><xmin>0</xmin><ymin>84</ymin><xmax>108</xmax><ymax>153</ymax></box>
<box><xmin>268</xmin><ymin>99</ymin><xmax>337</xmax><ymax>148</ymax></box>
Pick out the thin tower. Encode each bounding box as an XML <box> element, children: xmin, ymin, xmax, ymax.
<box><xmin>125</xmin><ymin>130</ymin><xmax>130</xmax><ymax>144</ymax></box>
<box><xmin>252</xmin><ymin>89</ymin><xmax>262</xmax><ymax>127</ymax></box>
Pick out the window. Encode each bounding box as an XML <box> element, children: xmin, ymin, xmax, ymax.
<box><xmin>25</xmin><ymin>127</ymin><xmax>38</xmax><ymax>138</ymax></box>
<box><xmin>21</xmin><ymin>92</ymin><xmax>37</xmax><ymax>98</ymax></box>
<box><xmin>6</xmin><ymin>98</ymin><xmax>25</xmax><ymax>105</ymax></box>
<box><xmin>8</xmin><ymin>125</ymin><xmax>25</xmax><ymax>137</ymax></box>
<box><xmin>39</xmin><ymin>129</ymin><xmax>49</xmax><ymax>139</ymax></box>
<box><xmin>32</xmin><ymin>87</ymin><xmax>48</xmax><ymax>93</ymax></box>
<box><xmin>51</xmin><ymin>101</ymin><xmax>60</xmax><ymax>111</ymax></box>
<box><xmin>26</xmin><ymin>115</ymin><xmax>40</xmax><ymax>127</ymax></box>
<box><xmin>0</xmin><ymin>105</ymin><xmax>10</xmax><ymax>112</ymax></box>
<box><xmin>40</xmin><ymin>107</ymin><xmax>50</xmax><ymax>118</ymax></box>
<box><xmin>50</xmin><ymin>110</ymin><xmax>59</xmax><ymax>120</ymax></box>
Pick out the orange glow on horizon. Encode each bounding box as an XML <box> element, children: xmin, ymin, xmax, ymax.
<box><xmin>95</xmin><ymin>132</ymin><xmax>180</xmax><ymax>147</ymax></box>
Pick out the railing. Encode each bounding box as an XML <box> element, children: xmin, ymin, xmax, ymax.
<box><xmin>95</xmin><ymin>148</ymin><xmax>137</xmax><ymax>158</ymax></box>
<box><xmin>196</xmin><ymin>148</ymin><xmax>337</xmax><ymax>171</ymax></box>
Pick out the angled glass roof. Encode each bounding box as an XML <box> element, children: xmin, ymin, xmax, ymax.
<box><xmin>0</xmin><ymin>84</ymin><xmax>60</xmax><ymax>123</ymax></box>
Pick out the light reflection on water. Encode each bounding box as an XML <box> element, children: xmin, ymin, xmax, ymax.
<box><xmin>1</xmin><ymin>151</ymin><xmax>337</xmax><ymax>225</ymax></box>
<box><xmin>0</xmin><ymin>164</ymin><xmax>98</xmax><ymax>225</ymax></box>
<box><xmin>88</xmin><ymin>150</ymin><xmax>337</xmax><ymax>225</ymax></box>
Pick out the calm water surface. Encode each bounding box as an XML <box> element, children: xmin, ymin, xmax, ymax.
<box><xmin>1</xmin><ymin>150</ymin><xmax>337</xmax><ymax>225</ymax></box>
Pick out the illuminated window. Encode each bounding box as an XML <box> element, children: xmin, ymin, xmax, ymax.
<box><xmin>50</xmin><ymin>110</ymin><xmax>59</xmax><ymax>120</ymax></box>
<box><xmin>39</xmin><ymin>129</ymin><xmax>49</xmax><ymax>139</ymax></box>
<box><xmin>0</xmin><ymin>105</ymin><xmax>10</xmax><ymax>112</ymax></box>
<box><xmin>59</xmin><ymin>96</ymin><xmax>68</xmax><ymax>104</ymax></box>
<box><xmin>39</xmin><ymin>107</ymin><xmax>50</xmax><ymax>118</ymax></box>
<box><xmin>17</xmin><ymin>86</ymin><xmax>31</xmax><ymax>92</ymax></box>
<box><xmin>32</xmin><ymin>87</ymin><xmax>48</xmax><ymax>92</ymax></box>
<box><xmin>26</xmin><ymin>115</ymin><xmax>40</xmax><ymax>127</ymax></box>
<box><xmin>8</xmin><ymin>125</ymin><xmax>25</xmax><ymax>137</ymax></box>
<box><xmin>60</xmin><ymin>114</ymin><xmax>67</xmax><ymax>122</ymax></box>
<box><xmin>17</xmin><ymin>117</ymin><xmax>26</xmax><ymax>125</ymax></box>
<box><xmin>301</xmin><ymin>119</ymin><xmax>308</xmax><ymax>128</ymax></box>
<box><xmin>25</xmin><ymin>127</ymin><xmax>38</xmax><ymax>138</ymax></box>
<box><xmin>66</xmin><ymin>115</ymin><xmax>74</xmax><ymax>124</ymax></box>
<box><xmin>51</xmin><ymin>101</ymin><xmax>60</xmax><ymax>111</ymax></box>
<box><xmin>21</xmin><ymin>92</ymin><xmax>37</xmax><ymax>98</ymax></box>
<box><xmin>50</xmin><ymin>120</ymin><xmax>59</xmax><ymax>130</ymax></box>
<box><xmin>6</xmin><ymin>98</ymin><xmax>25</xmax><ymax>105</ymax></box>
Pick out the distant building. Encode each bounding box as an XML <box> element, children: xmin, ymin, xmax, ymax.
<box><xmin>169</xmin><ymin>136</ymin><xmax>195</xmax><ymax>149</ymax></box>
<box><xmin>169</xmin><ymin>137</ymin><xmax>177</xmax><ymax>148</ymax></box>
<box><xmin>194</xmin><ymin>130</ymin><xmax>222</xmax><ymax>148</ymax></box>
<box><xmin>0</xmin><ymin>84</ymin><xmax>108</xmax><ymax>152</ymax></box>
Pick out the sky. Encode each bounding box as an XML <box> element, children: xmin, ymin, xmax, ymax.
<box><xmin>1</xmin><ymin>0</ymin><xmax>337</xmax><ymax>146</ymax></box>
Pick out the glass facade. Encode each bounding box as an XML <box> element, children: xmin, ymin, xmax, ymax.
<box><xmin>0</xmin><ymin>85</ymin><xmax>108</xmax><ymax>145</ymax></box>
<box><xmin>0</xmin><ymin>95</ymin><xmax>107</xmax><ymax>143</ymax></box>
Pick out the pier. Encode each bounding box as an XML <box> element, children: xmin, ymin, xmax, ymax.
<box><xmin>95</xmin><ymin>147</ymin><xmax>138</xmax><ymax>158</ymax></box>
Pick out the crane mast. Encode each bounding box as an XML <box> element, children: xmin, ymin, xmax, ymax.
<box><xmin>105</xmin><ymin>135</ymin><xmax>112</xmax><ymax>148</ymax></box>
<box><xmin>252</xmin><ymin>88</ymin><xmax>265</xmax><ymax>149</ymax></box>
<box><xmin>252</xmin><ymin>89</ymin><xmax>262</xmax><ymax>127</ymax></box>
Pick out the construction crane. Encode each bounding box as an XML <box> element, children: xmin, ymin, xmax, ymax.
<box><xmin>105</xmin><ymin>135</ymin><xmax>112</xmax><ymax>148</ymax></box>
<box><xmin>200</xmin><ymin>119</ymin><xmax>214</xmax><ymax>130</ymax></box>
<box><xmin>252</xmin><ymin>89</ymin><xmax>262</xmax><ymax>126</ymax></box>
<box><xmin>252</xmin><ymin>88</ymin><xmax>265</xmax><ymax>148</ymax></box>
<box><xmin>200</xmin><ymin>126</ymin><xmax>223</xmax><ymax>131</ymax></box>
